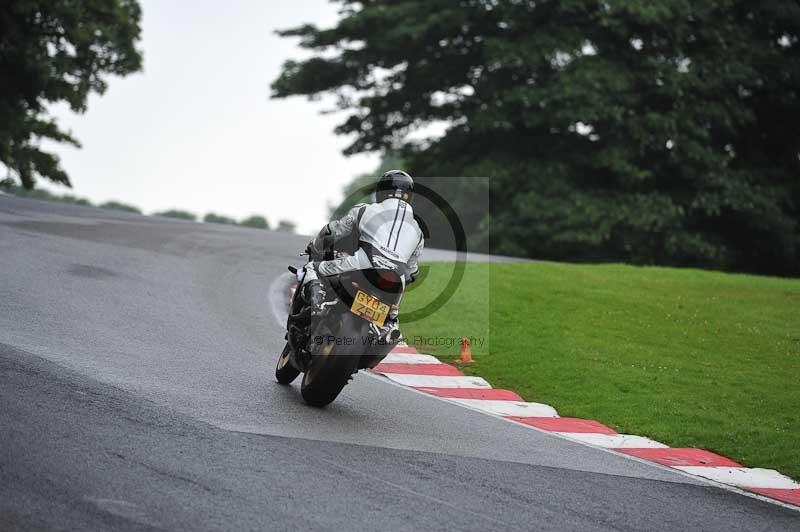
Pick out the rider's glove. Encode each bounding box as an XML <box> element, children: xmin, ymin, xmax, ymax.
<box><xmin>305</xmin><ymin>239</ymin><xmax>322</xmax><ymax>260</ymax></box>
<box><xmin>303</xmin><ymin>279</ymin><xmax>326</xmax><ymax>309</ymax></box>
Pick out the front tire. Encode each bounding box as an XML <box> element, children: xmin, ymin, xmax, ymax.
<box><xmin>275</xmin><ymin>343</ymin><xmax>300</xmax><ymax>385</ymax></box>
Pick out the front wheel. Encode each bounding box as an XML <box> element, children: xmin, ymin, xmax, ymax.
<box><xmin>275</xmin><ymin>343</ymin><xmax>300</xmax><ymax>385</ymax></box>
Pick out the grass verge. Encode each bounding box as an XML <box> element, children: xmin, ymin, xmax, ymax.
<box><xmin>400</xmin><ymin>261</ymin><xmax>800</xmax><ymax>480</ymax></box>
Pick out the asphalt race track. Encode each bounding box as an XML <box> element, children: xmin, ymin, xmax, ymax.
<box><xmin>1</xmin><ymin>195</ymin><xmax>798</xmax><ymax>531</ymax></box>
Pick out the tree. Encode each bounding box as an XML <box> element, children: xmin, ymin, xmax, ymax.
<box><xmin>0</xmin><ymin>0</ymin><xmax>143</xmax><ymax>189</ymax></box>
<box><xmin>272</xmin><ymin>1</ymin><xmax>800</xmax><ymax>275</ymax></box>
<box><xmin>100</xmin><ymin>200</ymin><xmax>141</xmax><ymax>214</ymax></box>
<box><xmin>154</xmin><ymin>209</ymin><xmax>196</xmax><ymax>221</ymax></box>
<box><xmin>203</xmin><ymin>212</ymin><xmax>237</xmax><ymax>225</ymax></box>
<box><xmin>240</xmin><ymin>215</ymin><xmax>270</xmax><ymax>229</ymax></box>
<box><xmin>276</xmin><ymin>220</ymin><xmax>297</xmax><ymax>233</ymax></box>
<box><xmin>329</xmin><ymin>152</ymin><xmax>405</xmax><ymax>219</ymax></box>
<box><xmin>6</xmin><ymin>182</ymin><xmax>93</xmax><ymax>205</ymax></box>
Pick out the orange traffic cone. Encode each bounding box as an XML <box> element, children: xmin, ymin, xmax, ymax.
<box><xmin>460</xmin><ymin>337</ymin><xmax>473</xmax><ymax>364</ymax></box>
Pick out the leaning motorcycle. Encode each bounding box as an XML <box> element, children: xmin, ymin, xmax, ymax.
<box><xmin>275</xmin><ymin>254</ymin><xmax>403</xmax><ymax>407</ymax></box>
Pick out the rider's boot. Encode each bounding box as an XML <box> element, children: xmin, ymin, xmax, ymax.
<box><xmin>380</xmin><ymin>316</ymin><xmax>402</xmax><ymax>343</ymax></box>
<box><xmin>302</xmin><ymin>278</ymin><xmax>326</xmax><ymax>311</ymax></box>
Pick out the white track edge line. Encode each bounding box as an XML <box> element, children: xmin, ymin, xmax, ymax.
<box><xmin>382</xmin><ymin>353</ymin><xmax>442</xmax><ymax>364</ymax></box>
<box><xmin>673</xmin><ymin>467</ymin><xmax>800</xmax><ymax>489</ymax></box>
<box><xmin>362</xmin><ymin>371</ymin><xmax>800</xmax><ymax>512</ymax></box>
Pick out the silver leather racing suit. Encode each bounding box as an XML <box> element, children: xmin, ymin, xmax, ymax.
<box><xmin>302</xmin><ymin>198</ymin><xmax>424</xmax><ymax>309</ymax></box>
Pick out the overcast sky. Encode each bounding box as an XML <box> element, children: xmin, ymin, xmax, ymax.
<box><xmin>40</xmin><ymin>0</ymin><xmax>380</xmax><ymax>235</ymax></box>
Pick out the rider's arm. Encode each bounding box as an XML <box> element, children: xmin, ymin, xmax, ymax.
<box><xmin>405</xmin><ymin>235</ymin><xmax>425</xmax><ymax>284</ymax></box>
<box><xmin>306</xmin><ymin>204</ymin><xmax>365</xmax><ymax>259</ymax></box>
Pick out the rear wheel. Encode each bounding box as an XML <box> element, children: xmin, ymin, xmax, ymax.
<box><xmin>275</xmin><ymin>343</ymin><xmax>300</xmax><ymax>385</ymax></box>
<box><xmin>300</xmin><ymin>320</ymin><xmax>364</xmax><ymax>407</ymax></box>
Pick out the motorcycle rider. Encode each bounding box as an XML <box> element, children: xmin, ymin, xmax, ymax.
<box><xmin>299</xmin><ymin>170</ymin><xmax>424</xmax><ymax>337</ymax></box>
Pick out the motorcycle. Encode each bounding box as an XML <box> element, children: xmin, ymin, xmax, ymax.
<box><xmin>275</xmin><ymin>253</ymin><xmax>404</xmax><ymax>407</ymax></box>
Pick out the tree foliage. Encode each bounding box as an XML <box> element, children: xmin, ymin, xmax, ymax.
<box><xmin>276</xmin><ymin>219</ymin><xmax>297</xmax><ymax>233</ymax></box>
<box><xmin>5</xmin><ymin>182</ymin><xmax>93</xmax><ymax>206</ymax></box>
<box><xmin>329</xmin><ymin>152</ymin><xmax>405</xmax><ymax>219</ymax></box>
<box><xmin>154</xmin><ymin>209</ymin><xmax>196</xmax><ymax>221</ymax></box>
<box><xmin>100</xmin><ymin>200</ymin><xmax>140</xmax><ymax>214</ymax></box>
<box><xmin>0</xmin><ymin>0</ymin><xmax>143</xmax><ymax>189</ymax></box>
<box><xmin>203</xmin><ymin>212</ymin><xmax>237</xmax><ymax>225</ymax></box>
<box><xmin>240</xmin><ymin>215</ymin><xmax>270</xmax><ymax>229</ymax></box>
<box><xmin>273</xmin><ymin>0</ymin><xmax>800</xmax><ymax>275</ymax></box>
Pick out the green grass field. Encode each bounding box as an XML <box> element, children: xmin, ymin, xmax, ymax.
<box><xmin>400</xmin><ymin>261</ymin><xmax>800</xmax><ymax>480</ymax></box>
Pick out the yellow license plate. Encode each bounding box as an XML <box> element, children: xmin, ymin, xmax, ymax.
<box><xmin>350</xmin><ymin>290</ymin><xmax>390</xmax><ymax>327</ymax></box>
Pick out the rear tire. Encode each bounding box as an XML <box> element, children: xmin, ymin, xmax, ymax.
<box><xmin>300</xmin><ymin>319</ymin><xmax>364</xmax><ymax>407</ymax></box>
<box><xmin>275</xmin><ymin>343</ymin><xmax>300</xmax><ymax>385</ymax></box>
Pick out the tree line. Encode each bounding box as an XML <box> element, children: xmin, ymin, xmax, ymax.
<box><xmin>2</xmin><ymin>184</ymin><xmax>297</xmax><ymax>232</ymax></box>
